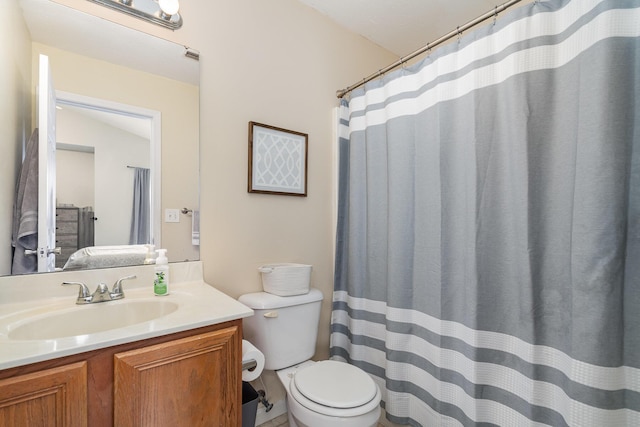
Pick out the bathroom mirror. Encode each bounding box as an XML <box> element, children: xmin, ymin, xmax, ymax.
<box><xmin>1</xmin><ymin>0</ymin><xmax>200</xmax><ymax>276</ymax></box>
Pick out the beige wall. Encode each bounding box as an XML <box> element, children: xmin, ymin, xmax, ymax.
<box><xmin>0</xmin><ymin>1</ymin><xmax>33</xmax><ymax>274</ymax></box>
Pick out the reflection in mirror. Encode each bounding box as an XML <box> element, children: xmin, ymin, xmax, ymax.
<box><xmin>1</xmin><ymin>0</ymin><xmax>200</xmax><ymax>276</ymax></box>
<box><xmin>54</xmin><ymin>91</ymin><xmax>161</xmax><ymax>269</ymax></box>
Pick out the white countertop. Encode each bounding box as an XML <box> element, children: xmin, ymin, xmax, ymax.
<box><xmin>0</xmin><ymin>262</ymin><xmax>253</xmax><ymax>370</ymax></box>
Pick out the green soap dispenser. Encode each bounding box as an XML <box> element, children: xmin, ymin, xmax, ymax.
<box><xmin>153</xmin><ymin>249</ymin><xmax>169</xmax><ymax>296</ymax></box>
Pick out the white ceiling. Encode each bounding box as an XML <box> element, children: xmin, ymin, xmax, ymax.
<box><xmin>295</xmin><ymin>0</ymin><xmax>528</xmax><ymax>57</ymax></box>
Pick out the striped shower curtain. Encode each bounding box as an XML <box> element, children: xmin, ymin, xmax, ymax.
<box><xmin>129</xmin><ymin>167</ymin><xmax>150</xmax><ymax>245</ymax></box>
<box><xmin>330</xmin><ymin>0</ymin><xmax>640</xmax><ymax>425</ymax></box>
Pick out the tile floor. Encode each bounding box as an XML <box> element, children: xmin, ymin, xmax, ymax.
<box><xmin>256</xmin><ymin>413</ymin><xmax>288</xmax><ymax>427</ymax></box>
<box><xmin>257</xmin><ymin>413</ymin><xmax>386</xmax><ymax>427</ymax></box>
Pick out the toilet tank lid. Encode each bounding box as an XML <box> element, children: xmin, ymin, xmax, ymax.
<box><xmin>239</xmin><ymin>288</ymin><xmax>323</xmax><ymax>309</ymax></box>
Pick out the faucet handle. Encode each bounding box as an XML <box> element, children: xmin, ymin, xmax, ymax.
<box><xmin>111</xmin><ymin>275</ymin><xmax>137</xmax><ymax>298</ymax></box>
<box><xmin>90</xmin><ymin>283</ymin><xmax>113</xmax><ymax>303</ymax></box>
<box><xmin>62</xmin><ymin>281</ymin><xmax>92</xmax><ymax>303</ymax></box>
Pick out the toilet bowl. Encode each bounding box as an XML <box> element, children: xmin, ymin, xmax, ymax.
<box><xmin>238</xmin><ymin>289</ymin><xmax>382</xmax><ymax>427</ymax></box>
<box><xmin>276</xmin><ymin>360</ymin><xmax>381</xmax><ymax>427</ymax></box>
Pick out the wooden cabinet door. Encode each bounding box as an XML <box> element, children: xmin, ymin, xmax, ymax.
<box><xmin>114</xmin><ymin>326</ymin><xmax>240</xmax><ymax>427</ymax></box>
<box><xmin>0</xmin><ymin>362</ymin><xmax>87</xmax><ymax>427</ymax></box>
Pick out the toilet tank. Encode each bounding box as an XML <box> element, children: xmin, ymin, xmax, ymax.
<box><xmin>239</xmin><ymin>288</ymin><xmax>323</xmax><ymax>370</ymax></box>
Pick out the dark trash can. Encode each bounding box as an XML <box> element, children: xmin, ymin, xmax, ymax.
<box><xmin>242</xmin><ymin>381</ymin><xmax>259</xmax><ymax>427</ymax></box>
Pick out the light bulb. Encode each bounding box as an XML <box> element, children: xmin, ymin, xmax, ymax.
<box><xmin>159</xmin><ymin>0</ymin><xmax>179</xmax><ymax>16</ymax></box>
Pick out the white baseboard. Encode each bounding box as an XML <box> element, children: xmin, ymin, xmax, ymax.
<box><xmin>254</xmin><ymin>398</ymin><xmax>287</xmax><ymax>426</ymax></box>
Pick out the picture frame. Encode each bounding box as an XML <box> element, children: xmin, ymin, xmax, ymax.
<box><xmin>248</xmin><ymin>121</ymin><xmax>308</xmax><ymax>196</ymax></box>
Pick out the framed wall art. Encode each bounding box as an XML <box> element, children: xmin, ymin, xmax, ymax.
<box><xmin>248</xmin><ymin>122</ymin><xmax>308</xmax><ymax>196</ymax></box>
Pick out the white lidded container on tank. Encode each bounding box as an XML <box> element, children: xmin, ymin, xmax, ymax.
<box><xmin>258</xmin><ymin>263</ymin><xmax>312</xmax><ymax>296</ymax></box>
<box><xmin>238</xmin><ymin>288</ymin><xmax>323</xmax><ymax>370</ymax></box>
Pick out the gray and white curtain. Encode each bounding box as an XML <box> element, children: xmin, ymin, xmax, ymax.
<box><xmin>129</xmin><ymin>167</ymin><xmax>150</xmax><ymax>245</ymax></box>
<box><xmin>330</xmin><ymin>0</ymin><xmax>640</xmax><ymax>425</ymax></box>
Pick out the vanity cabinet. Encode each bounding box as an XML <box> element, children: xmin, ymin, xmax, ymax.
<box><xmin>0</xmin><ymin>320</ymin><xmax>242</xmax><ymax>427</ymax></box>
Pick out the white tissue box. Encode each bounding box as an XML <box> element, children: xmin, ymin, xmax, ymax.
<box><xmin>258</xmin><ymin>263</ymin><xmax>311</xmax><ymax>296</ymax></box>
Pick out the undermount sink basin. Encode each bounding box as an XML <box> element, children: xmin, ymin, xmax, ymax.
<box><xmin>8</xmin><ymin>300</ymin><xmax>179</xmax><ymax>341</ymax></box>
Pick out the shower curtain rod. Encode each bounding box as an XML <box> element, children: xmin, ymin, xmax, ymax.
<box><xmin>336</xmin><ymin>0</ymin><xmax>524</xmax><ymax>98</ymax></box>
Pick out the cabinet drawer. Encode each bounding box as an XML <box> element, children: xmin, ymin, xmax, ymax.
<box><xmin>57</xmin><ymin>208</ymin><xmax>79</xmax><ymax>221</ymax></box>
<box><xmin>57</xmin><ymin>221</ymin><xmax>78</xmax><ymax>234</ymax></box>
<box><xmin>56</xmin><ymin>234</ymin><xmax>78</xmax><ymax>247</ymax></box>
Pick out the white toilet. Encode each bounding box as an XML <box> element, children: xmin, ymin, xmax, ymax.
<box><xmin>239</xmin><ymin>288</ymin><xmax>381</xmax><ymax>427</ymax></box>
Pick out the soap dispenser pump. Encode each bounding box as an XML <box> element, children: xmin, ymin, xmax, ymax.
<box><xmin>153</xmin><ymin>249</ymin><xmax>169</xmax><ymax>296</ymax></box>
<box><xmin>144</xmin><ymin>244</ymin><xmax>156</xmax><ymax>264</ymax></box>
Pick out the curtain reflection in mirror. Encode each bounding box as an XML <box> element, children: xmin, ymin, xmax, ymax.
<box><xmin>78</xmin><ymin>207</ymin><xmax>95</xmax><ymax>249</ymax></box>
<box><xmin>129</xmin><ymin>167</ymin><xmax>150</xmax><ymax>245</ymax></box>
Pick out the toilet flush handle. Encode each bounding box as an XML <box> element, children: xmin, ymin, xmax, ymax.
<box><xmin>264</xmin><ymin>311</ymin><xmax>278</xmax><ymax>318</ymax></box>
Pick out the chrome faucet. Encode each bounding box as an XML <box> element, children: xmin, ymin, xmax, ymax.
<box><xmin>62</xmin><ymin>275</ymin><xmax>137</xmax><ymax>304</ymax></box>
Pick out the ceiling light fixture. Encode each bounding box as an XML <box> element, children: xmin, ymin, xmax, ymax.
<box><xmin>87</xmin><ymin>0</ymin><xmax>183</xmax><ymax>30</ymax></box>
<box><xmin>159</xmin><ymin>0</ymin><xmax>180</xmax><ymax>17</ymax></box>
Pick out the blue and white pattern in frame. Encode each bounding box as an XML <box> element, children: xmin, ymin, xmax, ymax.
<box><xmin>252</xmin><ymin>125</ymin><xmax>306</xmax><ymax>194</ymax></box>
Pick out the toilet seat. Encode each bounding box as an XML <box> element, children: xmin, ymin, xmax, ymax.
<box><xmin>289</xmin><ymin>360</ymin><xmax>381</xmax><ymax>417</ymax></box>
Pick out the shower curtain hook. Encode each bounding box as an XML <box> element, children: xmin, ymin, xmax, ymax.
<box><xmin>493</xmin><ymin>5</ymin><xmax>498</xmax><ymax>25</ymax></box>
<box><xmin>457</xmin><ymin>26</ymin><xmax>462</xmax><ymax>43</ymax></box>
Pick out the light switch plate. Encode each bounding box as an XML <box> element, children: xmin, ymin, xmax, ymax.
<box><xmin>165</xmin><ymin>208</ymin><xmax>180</xmax><ymax>223</ymax></box>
